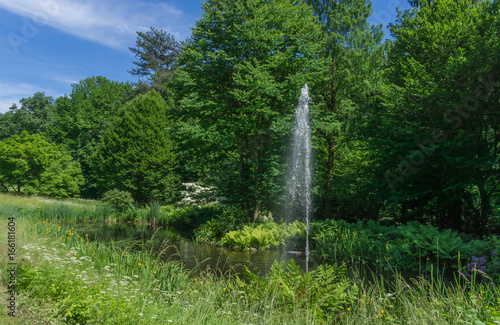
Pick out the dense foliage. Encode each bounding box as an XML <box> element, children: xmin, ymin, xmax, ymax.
<box><xmin>174</xmin><ymin>0</ymin><xmax>324</xmax><ymax>221</ymax></box>
<box><xmin>0</xmin><ymin>131</ymin><xmax>83</xmax><ymax>197</ymax></box>
<box><xmin>92</xmin><ymin>90</ymin><xmax>179</xmax><ymax>203</ymax></box>
<box><xmin>0</xmin><ymin>0</ymin><xmax>498</xmax><ymax>236</ymax></box>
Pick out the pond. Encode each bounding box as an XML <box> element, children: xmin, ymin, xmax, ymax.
<box><xmin>62</xmin><ymin>222</ymin><xmax>316</xmax><ymax>276</ymax></box>
<box><xmin>59</xmin><ymin>221</ymin><xmax>458</xmax><ymax>286</ymax></box>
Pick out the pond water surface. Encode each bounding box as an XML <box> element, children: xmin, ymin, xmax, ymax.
<box><xmin>64</xmin><ymin>222</ymin><xmax>316</xmax><ymax>276</ymax></box>
<box><xmin>62</xmin><ymin>222</ymin><xmax>458</xmax><ymax>286</ymax></box>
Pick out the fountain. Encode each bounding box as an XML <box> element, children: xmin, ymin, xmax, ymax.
<box><xmin>285</xmin><ymin>83</ymin><xmax>313</xmax><ymax>272</ymax></box>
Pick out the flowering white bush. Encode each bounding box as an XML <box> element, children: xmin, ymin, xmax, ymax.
<box><xmin>179</xmin><ymin>183</ymin><xmax>219</xmax><ymax>207</ymax></box>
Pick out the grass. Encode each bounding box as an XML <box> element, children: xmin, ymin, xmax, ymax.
<box><xmin>2</xmin><ymin>194</ymin><xmax>500</xmax><ymax>324</ymax></box>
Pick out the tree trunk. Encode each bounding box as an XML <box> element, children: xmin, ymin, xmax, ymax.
<box><xmin>324</xmin><ymin>60</ymin><xmax>337</xmax><ymax>219</ymax></box>
<box><xmin>477</xmin><ymin>178</ymin><xmax>491</xmax><ymax>235</ymax></box>
<box><xmin>253</xmin><ymin>201</ymin><xmax>261</xmax><ymax>222</ymax></box>
<box><xmin>324</xmin><ymin>137</ymin><xmax>335</xmax><ymax>219</ymax></box>
<box><xmin>238</xmin><ymin>139</ymin><xmax>251</xmax><ymax>222</ymax></box>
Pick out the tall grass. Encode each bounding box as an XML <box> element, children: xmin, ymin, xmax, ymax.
<box><xmin>0</xmin><ymin>193</ymin><xmax>113</xmax><ymax>223</ymax></box>
<box><xmin>4</xmin><ymin>216</ymin><xmax>500</xmax><ymax>324</ymax></box>
<box><xmin>3</xmin><ymin>195</ymin><xmax>500</xmax><ymax>324</ymax></box>
<box><xmin>3</xmin><ymin>216</ymin><xmax>319</xmax><ymax>324</ymax></box>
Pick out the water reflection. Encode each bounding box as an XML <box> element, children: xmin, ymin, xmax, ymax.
<box><xmin>66</xmin><ymin>222</ymin><xmax>315</xmax><ymax>276</ymax></box>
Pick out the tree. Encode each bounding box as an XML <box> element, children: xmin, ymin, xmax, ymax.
<box><xmin>304</xmin><ymin>0</ymin><xmax>386</xmax><ymax>219</ymax></box>
<box><xmin>92</xmin><ymin>90</ymin><xmax>179</xmax><ymax>203</ymax></box>
<box><xmin>174</xmin><ymin>0</ymin><xmax>323</xmax><ymax>220</ymax></box>
<box><xmin>0</xmin><ymin>92</ymin><xmax>54</xmax><ymax>140</ymax></box>
<box><xmin>0</xmin><ymin>131</ymin><xmax>83</xmax><ymax>197</ymax></box>
<box><xmin>129</xmin><ymin>27</ymin><xmax>181</xmax><ymax>97</ymax></box>
<box><xmin>46</xmin><ymin>76</ymin><xmax>133</xmax><ymax>197</ymax></box>
<box><xmin>365</xmin><ymin>0</ymin><xmax>500</xmax><ymax>233</ymax></box>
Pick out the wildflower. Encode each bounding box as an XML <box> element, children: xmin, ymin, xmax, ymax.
<box><xmin>492</xmin><ymin>251</ymin><xmax>497</xmax><ymax>256</ymax></box>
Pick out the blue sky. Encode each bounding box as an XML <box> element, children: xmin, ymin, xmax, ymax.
<box><xmin>0</xmin><ymin>0</ymin><xmax>411</xmax><ymax>114</ymax></box>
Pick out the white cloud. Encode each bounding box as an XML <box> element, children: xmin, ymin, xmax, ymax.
<box><xmin>0</xmin><ymin>0</ymin><xmax>188</xmax><ymax>50</ymax></box>
<box><xmin>0</xmin><ymin>83</ymin><xmax>38</xmax><ymax>113</ymax></box>
<box><xmin>0</xmin><ymin>82</ymin><xmax>61</xmax><ymax>114</ymax></box>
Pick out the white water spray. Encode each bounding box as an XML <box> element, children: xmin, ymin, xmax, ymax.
<box><xmin>286</xmin><ymin>83</ymin><xmax>312</xmax><ymax>272</ymax></box>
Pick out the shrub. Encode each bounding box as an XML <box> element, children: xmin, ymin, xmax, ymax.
<box><xmin>312</xmin><ymin>219</ymin><xmax>467</xmax><ymax>272</ymax></box>
<box><xmin>221</xmin><ymin>221</ymin><xmax>306</xmax><ymax>250</ymax></box>
<box><xmin>194</xmin><ymin>205</ymin><xmax>246</xmax><ymax>244</ymax></box>
<box><xmin>101</xmin><ymin>189</ymin><xmax>136</xmax><ymax>220</ymax></box>
<box><xmin>242</xmin><ymin>260</ymin><xmax>355</xmax><ymax>321</ymax></box>
<box><xmin>147</xmin><ymin>200</ymin><xmax>162</xmax><ymax>224</ymax></box>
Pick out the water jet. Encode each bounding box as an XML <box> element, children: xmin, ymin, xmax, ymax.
<box><xmin>285</xmin><ymin>83</ymin><xmax>313</xmax><ymax>272</ymax></box>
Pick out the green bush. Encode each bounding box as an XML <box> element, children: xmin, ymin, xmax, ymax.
<box><xmin>312</xmin><ymin>219</ymin><xmax>467</xmax><ymax>272</ymax></box>
<box><xmin>194</xmin><ymin>205</ymin><xmax>247</xmax><ymax>244</ymax></box>
<box><xmin>152</xmin><ymin>204</ymin><xmax>223</xmax><ymax>236</ymax></box>
<box><xmin>221</xmin><ymin>221</ymin><xmax>306</xmax><ymax>250</ymax></box>
<box><xmin>241</xmin><ymin>260</ymin><xmax>356</xmax><ymax>321</ymax></box>
<box><xmin>147</xmin><ymin>200</ymin><xmax>162</xmax><ymax>224</ymax></box>
<box><xmin>101</xmin><ymin>189</ymin><xmax>136</xmax><ymax>220</ymax></box>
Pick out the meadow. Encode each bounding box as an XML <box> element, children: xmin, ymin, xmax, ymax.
<box><xmin>1</xmin><ymin>194</ymin><xmax>500</xmax><ymax>324</ymax></box>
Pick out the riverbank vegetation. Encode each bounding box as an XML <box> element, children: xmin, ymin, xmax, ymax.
<box><xmin>3</xmin><ymin>195</ymin><xmax>500</xmax><ymax>324</ymax></box>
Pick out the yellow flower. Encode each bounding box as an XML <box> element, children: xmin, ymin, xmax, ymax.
<box><xmin>347</xmin><ymin>308</ymin><xmax>351</xmax><ymax>311</ymax></box>
<box><xmin>223</xmin><ymin>288</ymin><xmax>226</xmax><ymax>291</ymax></box>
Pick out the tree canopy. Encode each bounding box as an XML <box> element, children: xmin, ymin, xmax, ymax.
<box><xmin>46</xmin><ymin>76</ymin><xmax>133</xmax><ymax>197</ymax></box>
<box><xmin>0</xmin><ymin>92</ymin><xmax>54</xmax><ymax>140</ymax></box>
<box><xmin>0</xmin><ymin>131</ymin><xmax>83</xmax><ymax>197</ymax></box>
<box><xmin>174</xmin><ymin>0</ymin><xmax>324</xmax><ymax>220</ymax></box>
<box><xmin>92</xmin><ymin>90</ymin><xmax>179</xmax><ymax>203</ymax></box>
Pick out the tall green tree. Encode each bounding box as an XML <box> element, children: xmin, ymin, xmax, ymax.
<box><xmin>367</xmin><ymin>0</ymin><xmax>499</xmax><ymax>233</ymax></box>
<box><xmin>129</xmin><ymin>27</ymin><xmax>181</xmax><ymax>98</ymax></box>
<box><xmin>0</xmin><ymin>131</ymin><xmax>83</xmax><ymax>197</ymax></box>
<box><xmin>174</xmin><ymin>0</ymin><xmax>323</xmax><ymax>220</ymax></box>
<box><xmin>304</xmin><ymin>0</ymin><xmax>386</xmax><ymax>219</ymax></box>
<box><xmin>92</xmin><ymin>90</ymin><xmax>179</xmax><ymax>203</ymax></box>
<box><xmin>0</xmin><ymin>92</ymin><xmax>54</xmax><ymax>140</ymax></box>
<box><xmin>46</xmin><ymin>76</ymin><xmax>133</xmax><ymax>197</ymax></box>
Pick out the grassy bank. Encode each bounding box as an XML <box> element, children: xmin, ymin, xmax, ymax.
<box><xmin>2</xmin><ymin>194</ymin><xmax>500</xmax><ymax>324</ymax></box>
